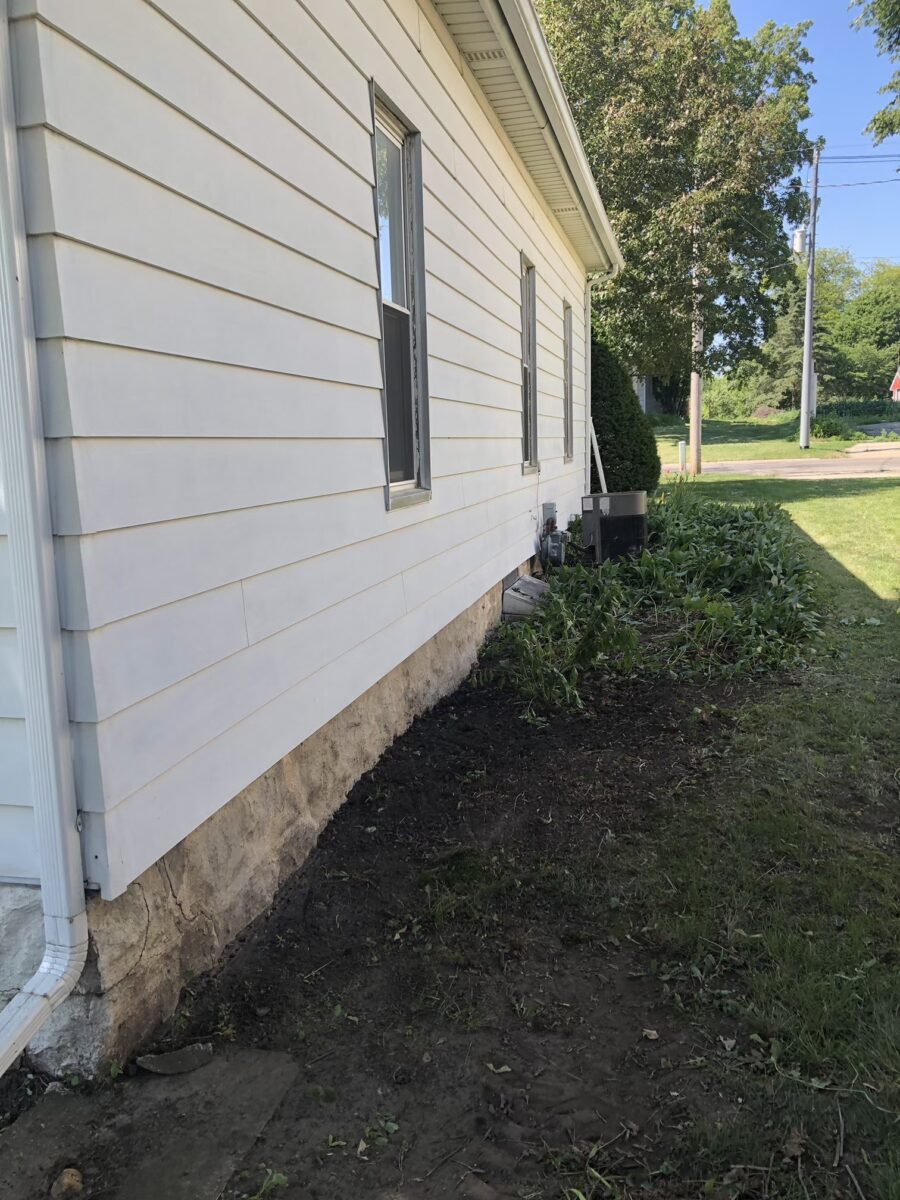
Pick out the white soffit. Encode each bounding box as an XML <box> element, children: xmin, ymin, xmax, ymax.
<box><xmin>432</xmin><ymin>0</ymin><xmax>624</xmax><ymax>274</ymax></box>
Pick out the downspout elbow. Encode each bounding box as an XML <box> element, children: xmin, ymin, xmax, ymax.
<box><xmin>0</xmin><ymin>914</ymin><xmax>89</xmax><ymax>1076</ymax></box>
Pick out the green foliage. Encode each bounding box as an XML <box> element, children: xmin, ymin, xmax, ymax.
<box><xmin>538</xmin><ymin>0</ymin><xmax>814</xmax><ymax>377</ymax></box>
<box><xmin>855</xmin><ymin>0</ymin><xmax>900</xmax><ymax>141</ymax></box>
<box><xmin>591</xmin><ymin>338</ymin><xmax>661</xmax><ymax>493</ymax></box>
<box><xmin>810</xmin><ymin>415</ymin><xmax>862</xmax><ymax>439</ymax></box>
<box><xmin>838</xmin><ymin>263</ymin><xmax>900</xmax><ymax>350</ymax></box>
<box><xmin>481</xmin><ymin>489</ymin><xmax>822</xmax><ymax>711</ymax></box>
<box><xmin>714</xmin><ymin>251</ymin><xmax>900</xmax><ymax>407</ymax></box>
<box><xmin>703</xmin><ymin>367</ymin><xmax>766</xmax><ymax>418</ymax></box>
<box><xmin>817</xmin><ymin>394</ymin><xmax>899</xmax><ymax>422</ymax></box>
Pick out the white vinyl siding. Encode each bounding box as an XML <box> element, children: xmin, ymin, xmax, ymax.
<box><xmin>7</xmin><ymin>0</ymin><xmax>591</xmax><ymax>897</ymax></box>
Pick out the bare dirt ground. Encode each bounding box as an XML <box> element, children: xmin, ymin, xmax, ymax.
<box><xmin>0</xmin><ymin>671</ymin><xmax>752</xmax><ymax>1200</ymax></box>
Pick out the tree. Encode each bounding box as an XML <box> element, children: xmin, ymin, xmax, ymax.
<box><xmin>537</xmin><ymin>0</ymin><xmax>814</xmax><ymax>378</ymax></box>
<box><xmin>838</xmin><ymin>263</ymin><xmax>900</xmax><ymax>350</ymax></box>
<box><xmin>855</xmin><ymin>0</ymin><xmax>900</xmax><ymax>141</ymax></box>
<box><xmin>707</xmin><ymin>250</ymin><xmax>900</xmax><ymax>405</ymax></box>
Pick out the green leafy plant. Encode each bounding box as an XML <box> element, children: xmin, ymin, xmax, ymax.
<box><xmin>480</xmin><ymin>489</ymin><xmax>822</xmax><ymax>711</ymax></box>
<box><xmin>246</xmin><ymin>1169</ymin><xmax>287</xmax><ymax>1199</ymax></box>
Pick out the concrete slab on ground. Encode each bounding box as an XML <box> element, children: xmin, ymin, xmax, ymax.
<box><xmin>664</xmin><ymin>454</ymin><xmax>900</xmax><ymax>479</ymax></box>
<box><xmin>843</xmin><ymin>440</ymin><xmax>900</xmax><ymax>455</ymax></box>
<box><xmin>0</xmin><ymin>1049</ymin><xmax>298</xmax><ymax>1199</ymax></box>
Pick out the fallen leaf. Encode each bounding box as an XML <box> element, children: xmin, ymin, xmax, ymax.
<box><xmin>782</xmin><ymin>1128</ymin><xmax>806</xmax><ymax>1163</ymax></box>
<box><xmin>642</xmin><ymin>1029</ymin><xmax>659</xmax><ymax>1041</ymax></box>
<box><xmin>486</xmin><ymin>1062</ymin><xmax>512</xmax><ymax>1074</ymax></box>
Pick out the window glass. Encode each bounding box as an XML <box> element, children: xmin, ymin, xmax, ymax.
<box><xmin>383</xmin><ymin>305</ymin><xmax>415</xmax><ymax>482</ymax></box>
<box><xmin>375</xmin><ymin>127</ymin><xmax>407</xmax><ymax>309</ymax></box>
<box><xmin>521</xmin><ymin>260</ymin><xmax>538</xmax><ymax>466</ymax></box>
<box><xmin>374</xmin><ymin>100</ymin><xmax>430</xmax><ymax>498</ymax></box>
<box><xmin>563</xmin><ymin>302</ymin><xmax>573</xmax><ymax>459</ymax></box>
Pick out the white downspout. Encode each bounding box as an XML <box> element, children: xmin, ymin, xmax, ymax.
<box><xmin>0</xmin><ymin>0</ymin><xmax>87</xmax><ymax>1078</ymax></box>
<box><xmin>584</xmin><ymin>264</ymin><xmax>619</xmax><ymax>496</ymax></box>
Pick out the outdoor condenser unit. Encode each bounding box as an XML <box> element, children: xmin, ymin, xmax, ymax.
<box><xmin>581</xmin><ymin>491</ymin><xmax>648</xmax><ymax>563</ymax></box>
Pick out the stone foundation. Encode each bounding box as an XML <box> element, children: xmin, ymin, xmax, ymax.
<box><xmin>17</xmin><ymin>577</ymin><xmax>507</xmax><ymax>1076</ymax></box>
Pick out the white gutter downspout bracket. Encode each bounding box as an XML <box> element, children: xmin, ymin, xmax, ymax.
<box><xmin>584</xmin><ymin>264</ymin><xmax>619</xmax><ymax>497</ymax></box>
<box><xmin>0</xmin><ymin>0</ymin><xmax>87</xmax><ymax>1077</ymax></box>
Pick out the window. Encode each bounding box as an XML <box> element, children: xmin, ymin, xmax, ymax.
<box><xmin>373</xmin><ymin>98</ymin><xmax>430</xmax><ymax>502</ymax></box>
<box><xmin>563</xmin><ymin>301</ymin><xmax>574</xmax><ymax>461</ymax></box>
<box><xmin>521</xmin><ymin>256</ymin><xmax>538</xmax><ymax>469</ymax></box>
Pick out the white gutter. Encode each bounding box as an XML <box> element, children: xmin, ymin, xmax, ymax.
<box><xmin>584</xmin><ymin>267</ymin><xmax>619</xmax><ymax>496</ymax></box>
<box><xmin>0</xmin><ymin>0</ymin><xmax>87</xmax><ymax>1078</ymax></box>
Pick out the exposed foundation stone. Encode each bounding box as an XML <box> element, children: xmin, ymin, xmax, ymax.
<box><xmin>24</xmin><ymin>579</ymin><xmax>507</xmax><ymax>1075</ymax></box>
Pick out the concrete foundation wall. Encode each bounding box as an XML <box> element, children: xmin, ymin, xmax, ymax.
<box><xmin>17</xmin><ymin>577</ymin><xmax>506</xmax><ymax>1075</ymax></box>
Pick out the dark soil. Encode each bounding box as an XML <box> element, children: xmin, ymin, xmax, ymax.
<box><xmin>157</xmin><ymin>672</ymin><xmax>744</xmax><ymax>1199</ymax></box>
<box><xmin>1</xmin><ymin>667</ymin><xmax>749</xmax><ymax>1200</ymax></box>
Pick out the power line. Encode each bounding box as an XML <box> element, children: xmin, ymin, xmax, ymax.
<box><xmin>820</xmin><ymin>153</ymin><xmax>900</xmax><ymax>161</ymax></box>
<box><xmin>817</xmin><ymin>178</ymin><xmax>900</xmax><ymax>188</ymax></box>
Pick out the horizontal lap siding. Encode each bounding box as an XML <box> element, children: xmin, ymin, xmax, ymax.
<box><xmin>11</xmin><ymin>0</ymin><xmax>590</xmax><ymax>896</ymax></box>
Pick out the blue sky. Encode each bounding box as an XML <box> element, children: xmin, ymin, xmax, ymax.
<box><xmin>729</xmin><ymin>0</ymin><xmax>900</xmax><ymax>265</ymax></box>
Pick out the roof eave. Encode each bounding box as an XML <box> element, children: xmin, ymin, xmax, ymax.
<box><xmin>493</xmin><ymin>0</ymin><xmax>624</xmax><ymax>274</ymax></box>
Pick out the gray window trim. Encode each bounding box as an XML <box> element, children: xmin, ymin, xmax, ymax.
<box><xmin>563</xmin><ymin>300</ymin><xmax>574</xmax><ymax>462</ymax></box>
<box><xmin>520</xmin><ymin>254</ymin><xmax>539</xmax><ymax>472</ymax></box>
<box><xmin>370</xmin><ymin>83</ymin><xmax>431</xmax><ymax>510</ymax></box>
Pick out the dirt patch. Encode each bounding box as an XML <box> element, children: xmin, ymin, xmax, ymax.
<box><xmin>1</xmin><ymin>668</ymin><xmax>750</xmax><ymax>1199</ymax></box>
<box><xmin>123</xmin><ymin>673</ymin><xmax>741</xmax><ymax>1200</ymax></box>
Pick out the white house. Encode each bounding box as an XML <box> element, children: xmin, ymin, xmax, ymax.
<box><xmin>0</xmin><ymin>0</ymin><xmax>622</xmax><ymax>1074</ymax></box>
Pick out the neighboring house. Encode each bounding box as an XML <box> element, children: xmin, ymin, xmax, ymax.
<box><xmin>0</xmin><ymin>0</ymin><xmax>622</xmax><ymax>1074</ymax></box>
<box><xmin>633</xmin><ymin>376</ymin><xmax>662</xmax><ymax>416</ymax></box>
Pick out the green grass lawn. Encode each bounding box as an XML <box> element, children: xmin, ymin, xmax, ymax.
<box><xmin>637</xmin><ymin>476</ymin><xmax>900</xmax><ymax>1196</ymax></box>
<box><xmin>654</xmin><ymin>412</ymin><xmax>859</xmax><ymax>465</ymax></box>
<box><xmin>688</xmin><ymin>475</ymin><xmax>900</xmax><ymax>601</ymax></box>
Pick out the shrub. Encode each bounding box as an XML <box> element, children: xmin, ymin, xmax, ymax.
<box><xmin>817</xmin><ymin>395</ymin><xmax>898</xmax><ymax>423</ymax></box>
<box><xmin>591</xmin><ymin>338</ymin><xmax>661</xmax><ymax>494</ymax></box>
<box><xmin>703</xmin><ymin>370</ymin><xmax>762</xmax><ymax>419</ymax></box>
<box><xmin>811</xmin><ymin>414</ymin><xmax>854</xmax><ymax>439</ymax></box>
<box><xmin>481</xmin><ymin>488</ymin><xmax>822</xmax><ymax>711</ymax></box>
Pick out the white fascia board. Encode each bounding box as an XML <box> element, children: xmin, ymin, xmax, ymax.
<box><xmin>492</xmin><ymin>0</ymin><xmax>624</xmax><ymax>274</ymax></box>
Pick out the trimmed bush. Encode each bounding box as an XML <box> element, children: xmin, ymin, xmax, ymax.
<box><xmin>591</xmin><ymin>338</ymin><xmax>661</xmax><ymax>493</ymax></box>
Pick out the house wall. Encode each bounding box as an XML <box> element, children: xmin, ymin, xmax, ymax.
<box><xmin>0</xmin><ymin>464</ymin><xmax>37</xmax><ymax>882</ymax></box>
<box><xmin>7</xmin><ymin>0</ymin><xmax>590</xmax><ymax>900</ymax></box>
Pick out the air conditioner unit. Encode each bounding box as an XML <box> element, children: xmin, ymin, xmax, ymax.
<box><xmin>581</xmin><ymin>491</ymin><xmax>648</xmax><ymax>563</ymax></box>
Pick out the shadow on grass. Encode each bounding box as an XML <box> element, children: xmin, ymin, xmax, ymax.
<box><xmin>679</xmin><ymin>473</ymin><xmax>900</xmax><ymax>506</ymax></box>
<box><xmin>656</xmin><ymin>416</ymin><xmax>801</xmax><ymax>445</ymax></box>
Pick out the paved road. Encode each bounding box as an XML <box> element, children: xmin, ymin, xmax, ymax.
<box><xmin>859</xmin><ymin>421</ymin><xmax>900</xmax><ymax>436</ymax></box>
<box><xmin>664</xmin><ymin>452</ymin><xmax>900</xmax><ymax>480</ymax></box>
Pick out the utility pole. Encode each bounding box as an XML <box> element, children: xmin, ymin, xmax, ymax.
<box><xmin>800</xmin><ymin>146</ymin><xmax>820</xmax><ymax>450</ymax></box>
<box><xmin>688</xmin><ymin>317</ymin><xmax>703</xmax><ymax>475</ymax></box>
<box><xmin>688</xmin><ymin>250</ymin><xmax>703</xmax><ymax>475</ymax></box>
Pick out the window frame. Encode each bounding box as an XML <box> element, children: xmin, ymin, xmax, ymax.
<box><xmin>370</xmin><ymin>87</ymin><xmax>431</xmax><ymax>509</ymax></box>
<box><xmin>520</xmin><ymin>254</ymin><xmax>539</xmax><ymax>473</ymax></box>
<box><xmin>563</xmin><ymin>300</ymin><xmax>574</xmax><ymax>462</ymax></box>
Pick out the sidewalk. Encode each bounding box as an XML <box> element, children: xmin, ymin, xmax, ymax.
<box><xmin>664</xmin><ymin>449</ymin><xmax>900</xmax><ymax>480</ymax></box>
